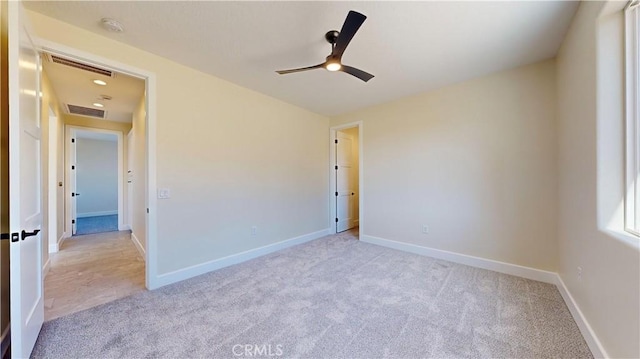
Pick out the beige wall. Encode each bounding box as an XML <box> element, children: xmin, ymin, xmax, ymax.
<box><xmin>0</xmin><ymin>0</ymin><xmax>9</xmax><ymax>340</ymax></box>
<box><xmin>131</xmin><ymin>95</ymin><xmax>146</xmax><ymax>249</ymax></box>
<box><xmin>40</xmin><ymin>71</ymin><xmax>65</xmax><ymax>264</ymax></box>
<box><xmin>64</xmin><ymin>114</ymin><xmax>131</xmax><ymax>133</ymax></box>
<box><xmin>27</xmin><ymin>11</ymin><xmax>330</xmax><ymax>276</ymax></box>
<box><xmin>331</xmin><ymin>60</ymin><xmax>559</xmax><ymax>271</ymax></box>
<box><xmin>556</xmin><ymin>1</ymin><xmax>640</xmax><ymax>358</ymax></box>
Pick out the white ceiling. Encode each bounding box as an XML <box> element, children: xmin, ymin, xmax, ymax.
<box><xmin>26</xmin><ymin>1</ymin><xmax>579</xmax><ymax>117</ymax></box>
<box><xmin>42</xmin><ymin>54</ymin><xmax>145</xmax><ymax>123</ymax></box>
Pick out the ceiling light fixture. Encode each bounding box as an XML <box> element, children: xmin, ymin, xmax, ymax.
<box><xmin>325</xmin><ymin>61</ymin><xmax>341</xmax><ymax>72</ymax></box>
<box><xmin>92</xmin><ymin>103</ymin><xmax>104</xmax><ymax>108</ymax></box>
<box><xmin>93</xmin><ymin>79</ymin><xmax>107</xmax><ymax>86</ymax></box>
<box><xmin>101</xmin><ymin>18</ymin><xmax>124</xmax><ymax>33</ymax></box>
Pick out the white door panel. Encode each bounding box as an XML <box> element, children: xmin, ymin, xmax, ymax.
<box><xmin>337</xmin><ymin>136</ymin><xmax>353</xmax><ymax>167</ymax></box>
<box><xmin>335</xmin><ymin>131</ymin><xmax>355</xmax><ymax>233</ymax></box>
<box><xmin>8</xmin><ymin>1</ymin><xmax>44</xmax><ymax>357</ymax></box>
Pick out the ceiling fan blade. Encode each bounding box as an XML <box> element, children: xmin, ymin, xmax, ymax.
<box><xmin>333</xmin><ymin>11</ymin><xmax>367</xmax><ymax>59</ymax></box>
<box><xmin>340</xmin><ymin>65</ymin><xmax>374</xmax><ymax>82</ymax></box>
<box><xmin>276</xmin><ymin>63</ymin><xmax>324</xmax><ymax>75</ymax></box>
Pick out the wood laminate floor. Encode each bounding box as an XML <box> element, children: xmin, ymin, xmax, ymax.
<box><xmin>44</xmin><ymin>230</ymin><xmax>145</xmax><ymax>321</ymax></box>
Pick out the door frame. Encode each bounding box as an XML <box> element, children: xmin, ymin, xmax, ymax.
<box><xmin>126</xmin><ymin>129</ymin><xmax>134</xmax><ymax>231</ymax></box>
<box><xmin>329</xmin><ymin>121</ymin><xmax>363</xmax><ymax>235</ymax></box>
<box><xmin>64</xmin><ymin>126</ymin><xmax>124</xmax><ymax>237</ymax></box>
<box><xmin>46</xmin><ymin>106</ymin><xmax>58</xmax><ymax>254</ymax></box>
<box><xmin>35</xmin><ymin>38</ymin><xmax>159</xmax><ymax>289</ymax></box>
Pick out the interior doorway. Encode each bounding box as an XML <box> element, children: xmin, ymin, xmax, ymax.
<box><xmin>38</xmin><ymin>47</ymin><xmax>151</xmax><ymax>320</ymax></box>
<box><xmin>69</xmin><ymin>128</ymin><xmax>121</xmax><ymax>236</ymax></box>
<box><xmin>330</xmin><ymin>122</ymin><xmax>362</xmax><ymax>237</ymax></box>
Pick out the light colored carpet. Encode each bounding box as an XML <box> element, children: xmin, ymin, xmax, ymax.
<box><xmin>31</xmin><ymin>229</ymin><xmax>592</xmax><ymax>358</ymax></box>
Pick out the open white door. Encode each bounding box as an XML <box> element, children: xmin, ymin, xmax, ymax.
<box><xmin>69</xmin><ymin>129</ymin><xmax>77</xmax><ymax>235</ymax></box>
<box><xmin>8</xmin><ymin>2</ymin><xmax>44</xmax><ymax>357</ymax></box>
<box><xmin>335</xmin><ymin>131</ymin><xmax>355</xmax><ymax>233</ymax></box>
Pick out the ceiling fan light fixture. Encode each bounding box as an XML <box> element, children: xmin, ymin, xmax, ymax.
<box><xmin>326</xmin><ymin>62</ymin><xmax>341</xmax><ymax>72</ymax></box>
<box><xmin>276</xmin><ymin>10</ymin><xmax>373</xmax><ymax>82</ymax></box>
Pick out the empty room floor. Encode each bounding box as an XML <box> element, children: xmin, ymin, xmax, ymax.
<box><xmin>33</xmin><ymin>229</ymin><xmax>590</xmax><ymax>358</ymax></box>
<box><xmin>44</xmin><ymin>230</ymin><xmax>145</xmax><ymax>321</ymax></box>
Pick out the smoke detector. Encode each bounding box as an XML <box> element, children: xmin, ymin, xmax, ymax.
<box><xmin>101</xmin><ymin>18</ymin><xmax>124</xmax><ymax>33</ymax></box>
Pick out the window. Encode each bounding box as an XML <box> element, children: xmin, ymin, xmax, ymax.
<box><xmin>625</xmin><ymin>1</ymin><xmax>640</xmax><ymax>235</ymax></box>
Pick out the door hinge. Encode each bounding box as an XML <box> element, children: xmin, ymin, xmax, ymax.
<box><xmin>335</xmin><ymin>218</ymin><xmax>338</xmax><ymax>223</ymax></box>
<box><xmin>335</xmin><ymin>192</ymin><xmax>338</xmax><ymax>196</ymax></box>
<box><xmin>71</xmin><ymin>138</ymin><xmax>75</xmax><ymax>143</ymax></box>
<box><xmin>147</xmin><ymin>208</ymin><xmax>149</xmax><ymax>214</ymax></box>
<box><xmin>71</xmin><ymin>165</ymin><xmax>75</xmax><ymax>170</ymax></box>
<box><xmin>335</xmin><ymin>165</ymin><xmax>338</xmax><ymax>170</ymax></box>
<box><xmin>71</xmin><ymin>192</ymin><xmax>75</xmax><ymax>197</ymax></box>
<box><xmin>72</xmin><ymin>219</ymin><xmax>75</xmax><ymax>224</ymax></box>
<box><xmin>335</xmin><ymin>139</ymin><xmax>338</xmax><ymax>144</ymax></box>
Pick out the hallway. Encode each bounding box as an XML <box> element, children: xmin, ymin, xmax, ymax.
<box><xmin>44</xmin><ymin>231</ymin><xmax>145</xmax><ymax>321</ymax></box>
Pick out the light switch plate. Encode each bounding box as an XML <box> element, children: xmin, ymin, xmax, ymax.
<box><xmin>157</xmin><ymin>188</ymin><xmax>171</xmax><ymax>199</ymax></box>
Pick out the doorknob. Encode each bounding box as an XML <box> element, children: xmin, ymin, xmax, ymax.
<box><xmin>21</xmin><ymin>229</ymin><xmax>40</xmax><ymax>241</ymax></box>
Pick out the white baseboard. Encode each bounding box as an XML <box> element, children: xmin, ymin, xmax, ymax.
<box><xmin>42</xmin><ymin>257</ymin><xmax>51</xmax><ymax>278</ymax></box>
<box><xmin>120</xmin><ymin>224</ymin><xmax>131</xmax><ymax>231</ymax></box>
<box><xmin>361</xmin><ymin>234</ymin><xmax>557</xmax><ymax>284</ymax></box>
<box><xmin>155</xmin><ymin>228</ymin><xmax>331</xmax><ymax>288</ymax></box>
<box><xmin>77</xmin><ymin>210</ymin><xmax>117</xmax><ymax>218</ymax></box>
<box><xmin>131</xmin><ymin>232</ymin><xmax>145</xmax><ymax>259</ymax></box>
<box><xmin>49</xmin><ymin>232</ymin><xmax>65</xmax><ymax>253</ymax></box>
<box><xmin>554</xmin><ymin>275</ymin><xmax>608</xmax><ymax>358</ymax></box>
<box><xmin>1</xmin><ymin>323</ymin><xmax>10</xmax><ymax>358</ymax></box>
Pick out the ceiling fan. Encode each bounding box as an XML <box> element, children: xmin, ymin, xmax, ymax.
<box><xmin>276</xmin><ymin>10</ymin><xmax>374</xmax><ymax>82</ymax></box>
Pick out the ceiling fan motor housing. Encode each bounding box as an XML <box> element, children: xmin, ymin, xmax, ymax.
<box><xmin>325</xmin><ymin>30</ymin><xmax>340</xmax><ymax>44</ymax></box>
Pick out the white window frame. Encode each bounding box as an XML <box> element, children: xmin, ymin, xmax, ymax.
<box><xmin>625</xmin><ymin>1</ymin><xmax>640</xmax><ymax>236</ymax></box>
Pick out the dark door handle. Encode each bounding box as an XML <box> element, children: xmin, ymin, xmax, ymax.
<box><xmin>21</xmin><ymin>229</ymin><xmax>40</xmax><ymax>241</ymax></box>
